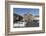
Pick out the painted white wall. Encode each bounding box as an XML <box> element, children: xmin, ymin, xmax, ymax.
<box><xmin>0</xmin><ymin>0</ymin><xmax>46</xmax><ymax>36</ymax></box>
<box><xmin>0</xmin><ymin>0</ymin><xmax>5</xmax><ymax>36</ymax></box>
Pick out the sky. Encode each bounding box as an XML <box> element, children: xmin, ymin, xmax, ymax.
<box><xmin>13</xmin><ymin>8</ymin><xmax>39</xmax><ymax>16</ymax></box>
